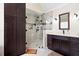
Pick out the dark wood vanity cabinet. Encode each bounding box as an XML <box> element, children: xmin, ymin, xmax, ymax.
<box><xmin>70</xmin><ymin>38</ymin><xmax>79</xmax><ymax>55</ymax></box>
<box><xmin>47</xmin><ymin>34</ymin><xmax>79</xmax><ymax>56</ymax></box>
<box><xmin>4</xmin><ymin>3</ymin><xmax>26</xmax><ymax>56</ymax></box>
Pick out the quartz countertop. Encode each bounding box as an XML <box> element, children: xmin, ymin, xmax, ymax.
<box><xmin>47</xmin><ymin>33</ymin><xmax>79</xmax><ymax>38</ymax></box>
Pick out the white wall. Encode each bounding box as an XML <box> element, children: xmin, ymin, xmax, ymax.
<box><xmin>26</xmin><ymin>3</ymin><xmax>42</xmax><ymax>14</ymax></box>
<box><xmin>43</xmin><ymin>3</ymin><xmax>79</xmax><ymax>48</ymax></box>
<box><xmin>0</xmin><ymin>3</ymin><xmax>4</xmax><ymax>56</ymax></box>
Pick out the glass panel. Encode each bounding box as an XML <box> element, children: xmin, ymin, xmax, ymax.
<box><xmin>26</xmin><ymin>13</ymin><xmax>43</xmax><ymax>48</ymax></box>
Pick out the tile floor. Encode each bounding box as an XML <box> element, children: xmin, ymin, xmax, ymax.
<box><xmin>21</xmin><ymin>48</ymin><xmax>62</xmax><ymax>56</ymax></box>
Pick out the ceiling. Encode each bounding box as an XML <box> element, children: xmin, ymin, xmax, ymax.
<box><xmin>38</xmin><ymin>3</ymin><xmax>69</xmax><ymax>12</ymax></box>
<box><xmin>26</xmin><ymin>3</ymin><xmax>69</xmax><ymax>15</ymax></box>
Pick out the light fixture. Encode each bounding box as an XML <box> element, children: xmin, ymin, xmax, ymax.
<box><xmin>74</xmin><ymin>13</ymin><xmax>78</xmax><ymax>18</ymax></box>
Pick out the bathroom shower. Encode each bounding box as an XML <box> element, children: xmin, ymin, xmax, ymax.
<box><xmin>26</xmin><ymin>13</ymin><xmax>43</xmax><ymax>48</ymax></box>
<box><xmin>26</xmin><ymin>7</ymin><xmax>53</xmax><ymax>49</ymax></box>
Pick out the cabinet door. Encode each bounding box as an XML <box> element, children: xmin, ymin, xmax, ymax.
<box><xmin>4</xmin><ymin>3</ymin><xmax>17</xmax><ymax>56</ymax></box>
<box><xmin>4</xmin><ymin>16</ymin><xmax>17</xmax><ymax>56</ymax></box>
<box><xmin>4</xmin><ymin>3</ymin><xmax>26</xmax><ymax>56</ymax></box>
<box><xmin>16</xmin><ymin>4</ymin><xmax>26</xmax><ymax>55</ymax></box>
<box><xmin>70</xmin><ymin>37</ymin><xmax>79</xmax><ymax>56</ymax></box>
<box><xmin>47</xmin><ymin>35</ymin><xmax>53</xmax><ymax>50</ymax></box>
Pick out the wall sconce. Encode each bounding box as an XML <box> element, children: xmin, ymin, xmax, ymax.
<box><xmin>25</xmin><ymin>16</ymin><xmax>27</xmax><ymax>19</ymax></box>
<box><xmin>74</xmin><ymin>13</ymin><xmax>79</xmax><ymax>20</ymax></box>
<box><xmin>74</xmin><ymin>13</ymin><xmax>78</xmax><ymax>18</ymax></box>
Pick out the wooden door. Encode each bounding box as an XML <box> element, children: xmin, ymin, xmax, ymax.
<box><xmin>16</xmin><ymin>4</ymin><xmax>26</xmax><ymax>55</ymax></box>
<box><xmin>4</xmin><ymin>3</ymin><xmax>26</xmax><ymax>56</ymax></box>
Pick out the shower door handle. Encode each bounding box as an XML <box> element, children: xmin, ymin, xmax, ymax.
<box><xmin>25</xmin><ymin>42</ymin><xmax>27</xmax><ymax>44</ymax></box>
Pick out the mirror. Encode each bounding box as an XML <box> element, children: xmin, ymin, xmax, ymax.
<box><xmin>59</xmin><ymin>12</ymin><xmax>70</xmax><ymax>30</ymax></box>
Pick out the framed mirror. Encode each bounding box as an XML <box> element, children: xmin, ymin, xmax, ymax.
<box><xmin>59</xmin><ymin>12</ymin><xmax>70</xmax><ymax>30</ymax></box>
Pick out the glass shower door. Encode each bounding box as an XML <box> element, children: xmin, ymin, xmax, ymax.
<box><xmin>26</xmin><ymin>15</ymin><xmax>43</xmax><ymax>48</ymax></box>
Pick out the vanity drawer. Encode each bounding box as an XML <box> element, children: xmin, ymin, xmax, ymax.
<box><xmin>51</xmin><ymin>35</ymin><xmax>70</xmax><ymax>40</ymax></box>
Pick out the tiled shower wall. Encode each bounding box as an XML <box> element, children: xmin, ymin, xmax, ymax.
<box><xmin>26</xmin><ymin>14</ymin><xmax>43</xmax><ymax>48</ymax></box>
